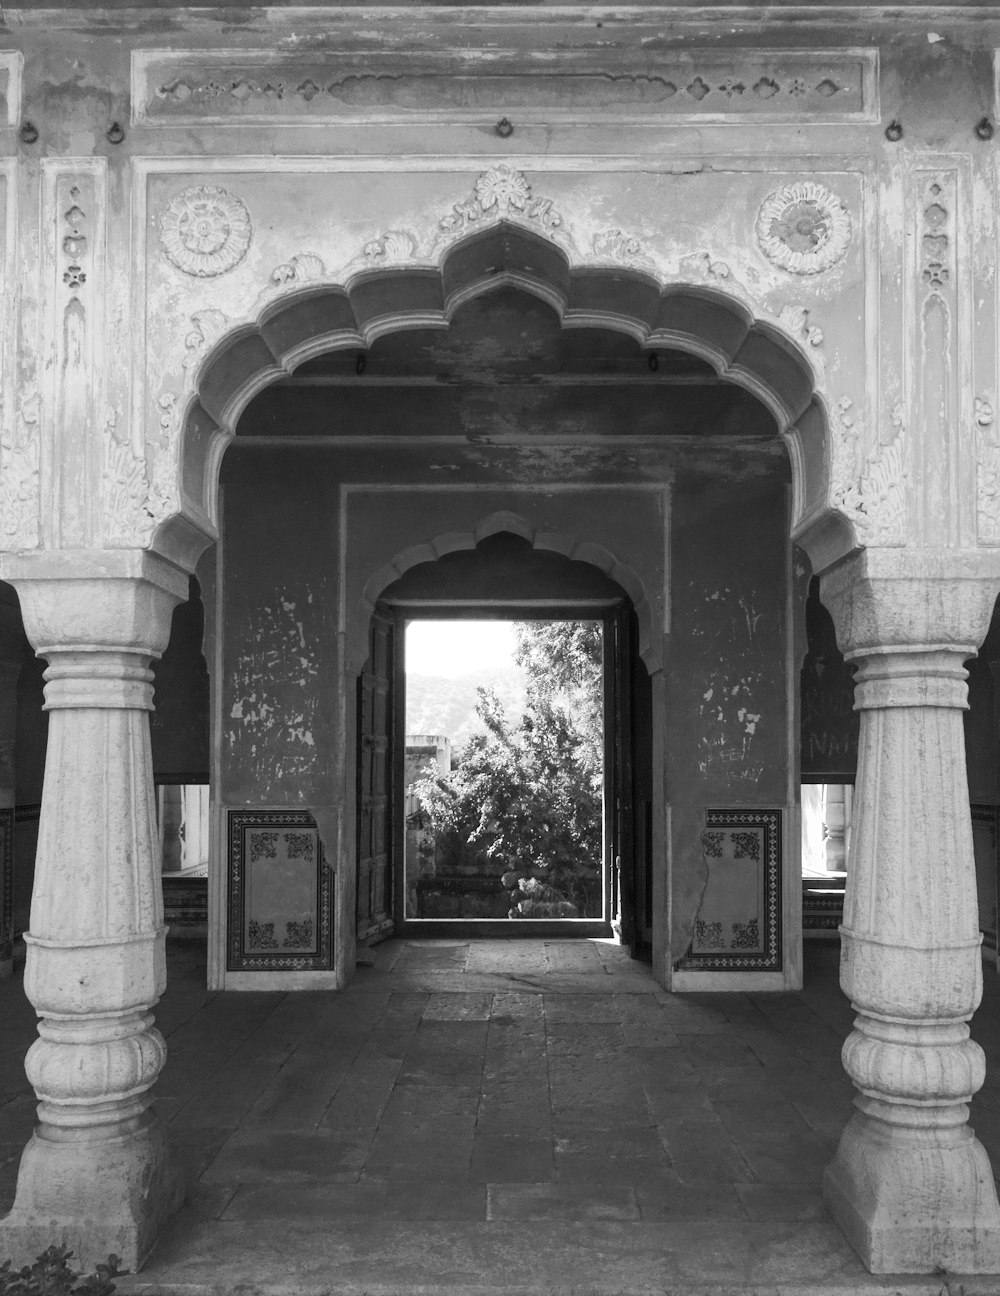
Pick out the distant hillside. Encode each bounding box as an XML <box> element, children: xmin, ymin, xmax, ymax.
<box><xmin>405</xmin><ymin>667</ymin><xmax>527</xmax><ymax>752</ymax></box>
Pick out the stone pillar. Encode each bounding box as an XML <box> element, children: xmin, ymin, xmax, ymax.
<box><xmin>0</xmin><ymin>551</ymin><xmax>188</xmax><ymax>1270</ymax></box>
<box><xmin>821</xmin><ymin>551</ymin><xmax>1000</xmax><ymax>1274</ymax></box>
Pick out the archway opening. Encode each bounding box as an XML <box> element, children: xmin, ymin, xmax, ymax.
<box><xmin>206</xmin><ymin>258</ymin><xmax>831</xmax><ymax>993</ymax></box>
<box><xmin>365</xmin><ymin>530</ymin><xmax>650</xmax><ymax>951</ymax></box>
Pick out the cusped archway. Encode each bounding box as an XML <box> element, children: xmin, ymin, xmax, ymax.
<box><xmin>162</xmin><ymin>221</ymin><xmax>852</xmax><ymax>574</ymax></box>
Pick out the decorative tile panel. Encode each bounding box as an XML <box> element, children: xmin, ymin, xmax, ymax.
<box><xmin>681</xmin><ymin>808</ymin><xmax>781</xmax><ymax>972</ymax></box>
<box><xmin>227</xmin><ymin>809</ymin><xmax>332</xmax><ymax>971</ymax></box>
<box><xmin>133</xmin><ymin>49</ymin><xmax>877</xmax><ymax>126</ymax></box>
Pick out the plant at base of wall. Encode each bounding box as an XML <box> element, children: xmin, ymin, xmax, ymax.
<box><xmin>1</xmin><ymin>1248</ymin><xmax>122</xmax><ymax>1296</ymax></box>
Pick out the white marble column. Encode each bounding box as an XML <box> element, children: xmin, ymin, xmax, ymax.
<box><xmin>0</xmin><ymin>551</ymin><xmax>187</xmax><ymax>1270</ymax></box>
<box><xmin>821</xmin><ymin>551</ymin><xmax>1000</xmax><ymax>1274</ymax></box>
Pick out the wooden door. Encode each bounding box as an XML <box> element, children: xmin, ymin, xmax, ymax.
<box><xmin>357</xmin><ymin>608</ymin><xmax>394</xmax><ymax>943</ymax></box>
<box><xmin>610</xmin><ymin>603</ymin><xmax>638</xmax><ymax>955</ymax></box>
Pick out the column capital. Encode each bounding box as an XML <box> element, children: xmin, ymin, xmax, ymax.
<box><xmin>820</xmin><ymin>549</ymin><xmax>1000</xmax><ymax>661</ymax></box>
<box><xmin>0</xmin><ymin>549</ymin><xmax>189</xmax><ymax>659</ymax></box>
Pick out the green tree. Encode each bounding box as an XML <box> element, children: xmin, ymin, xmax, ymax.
<box><xmin>413</xmin><ymin>620</ymin><xmax>604</xmax><ymax>917</ymax></box>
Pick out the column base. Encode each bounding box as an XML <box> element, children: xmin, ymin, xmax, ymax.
<box><xmin>0</xmin><ymin>1114</ymin><xmax>184</xmax><ymax>1272</ymax></box>
<box><xmin>824</xmin><ymin>1110</ymin><xmax>1000</xmax><ymax>1274</ymax></box>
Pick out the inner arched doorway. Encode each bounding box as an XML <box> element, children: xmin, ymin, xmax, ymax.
<box><xmin>208</xmin><ymin>279</ymin><xmax>805</xmax><ymax>994</ymax></box>
<box><xmin>365</xmin><ymin>530</ymin><xmax>652</xmax><ymax>955</ymax></box>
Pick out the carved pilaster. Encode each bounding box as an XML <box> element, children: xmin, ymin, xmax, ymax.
<box><xmin>820</xmin><ymin>550</ymin><xmax>1000</xmax><ymax>1274</ymax></box>
<box><xmin>913</xmin><ymin>169</ymin><xmax>959</xmax><ymax>546</ymax></box>
<box><xmin>41</xmin><ymin>160</ymin><xmax>107</xmax><ymax>550</ymax></box>
<box><xmin>0</xmin><ymin>551</ymin><xmax>187</xmax><ymax>1269</ymax></box>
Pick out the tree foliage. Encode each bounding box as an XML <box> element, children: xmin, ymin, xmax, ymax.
<box><xmin>413</xmin><ymin>620</ymin><xmax>604</xmax><ymax>917</ymax></box>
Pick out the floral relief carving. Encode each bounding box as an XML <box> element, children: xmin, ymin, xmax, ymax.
<box><xmin>103</xmin><ymin>432</ymin><xmax>179</xmax><ymax>548</ymax></box>
<box><xmin>182</xmin><ymin>308</ymin><xmax>231</xmax><ymax>370</ymax></box>
<box><xmin>831</xmin><ymin>396</ymin><xmax>907</xmax><ymax>546</ymax></box>
<box><xmin>270</xmin><ymin>252</ymin><xmax>325</xmax><ymax>285</ymax></box>
<box><xmin>777</xmin><ymin>304</ymin><xmax>824</xmax><ymax>349</ymax></box>
<box><xmin>159</xmin><ymin>185</ymin><xmax>252</xmax><ymax>278</ymax></box>
<box><xmin>439</xmin><ymin>165</ymin><xmax>562</xmax><ymax>236</ymax></box>
<box><xmin>363</xmin><ymin>231</ymin><xmax>418</xmax><ymax>264</ymax></box>
<box><xmin>60</xmin><ymin>187</ymin><xmax>89</xmax><ymax>297</ymax></box>
<box><xmin>591</xmin><ymin>229</ymin><xmax>646</xmax><ymax>265</ymax></box>
<box><xmin>103</xmin><ymin>435</ymin><xmax>153</xmax><ymax>546</ymax></box>
<box><xmin>975</xmin><ymin>397</ymin><xmax>1000</xmax><ymax>545</ymax></box>
<box><xmin>756</xmin><ymin>181</ymin><xmax>852</xmax><ymax>275</ymax></box>
<box><xmin>921</xmin><ymin>186</ymin><xmax>950</xmax><ymax>289</ymax></box>
<box><xmin>678</xmin><ymin>252</ymin><xmax>731</xmax><ymax>282</ymax></box>
<box><xmin>0</xmin><ymin>386</ymin><xmax>40</xmax><ymax>551</ymax></box>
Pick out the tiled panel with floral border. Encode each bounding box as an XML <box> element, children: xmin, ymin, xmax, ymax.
<box><xmin>227</xmin><ymin>809</ymin><xmax>332</xmax><ymax>971</ymax></box>
<box><xmin>681</xmin><ymin>808</ymin><xmax>781</xmax><ymax>972</ymax></box>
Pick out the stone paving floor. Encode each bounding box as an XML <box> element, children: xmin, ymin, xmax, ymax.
<box><xmin>4</xmin><ymin>937</ymin><xmax>1000</xmax><ymax>1294</ymax></box>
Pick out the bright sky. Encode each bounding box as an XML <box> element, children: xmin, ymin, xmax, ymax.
<box><xmin>405</xmin><ymin>620</ymin><xmax>518</xmax><ymax>678</ymax></box>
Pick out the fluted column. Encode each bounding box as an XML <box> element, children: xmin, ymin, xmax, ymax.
<box><xmin>821</xmin><ymin>551</ymin><xmax>1000</xmax><ymax>1274</ymax></box>
<box><xmin>0</xmin><ymin>551</ymin><xmax>187</xmax><ymax>1270</ymax></box>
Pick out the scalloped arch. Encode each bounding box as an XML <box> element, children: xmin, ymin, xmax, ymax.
<box><xmin>161</xmin><ymin>218</ymin><xmax>855</xmax><ymax>573</ymax></box>
<box><xmin>351</xmin><ymin>510</ymin><xmax>655</xmax><ymax>675</ymax></box>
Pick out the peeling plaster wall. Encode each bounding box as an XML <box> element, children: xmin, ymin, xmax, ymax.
<box><xmin>150</xmin><ymin>575</ymin><xmax>210</xmax><ymax>781</ymax></box>
<box><xmin>966</xmin><ymin>601</ymin><xmax>1000</xmax><ymax>807</ymax></box>
<box><xmin>220</xmin><ymin>451</ymin><xmax>339</xmax><ymax>807</ymax></box>
<box><xmin>668</xmin><ymin>471</ymin><xmax>791</xmax><ymax>966</ymax></box>
<box><xmin>800</xmin><ymin>578</ymin><xmax>859</xmax><ymax>781</ymax></box>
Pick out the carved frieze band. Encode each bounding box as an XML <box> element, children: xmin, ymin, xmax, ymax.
<box><xmin>133</xmin><ymin>48</ymin><xmax>877</xmax><ymax>126</ymax></box>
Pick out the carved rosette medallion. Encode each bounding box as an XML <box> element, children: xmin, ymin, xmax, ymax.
<box><xmin>755</xmin><ymin>182</ymin><xmax>851</xmax><ymax>275</ymax></box>
<box><xmin>159</xmin><ymin>185</ymin><xmax>252</xmax><ymax>278</ymax></box>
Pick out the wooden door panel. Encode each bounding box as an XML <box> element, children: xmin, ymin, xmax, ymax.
<box><xmin>357</xmin><ymin>610</ymin><xmax>394</xmax><ymax>943</ymax></box>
